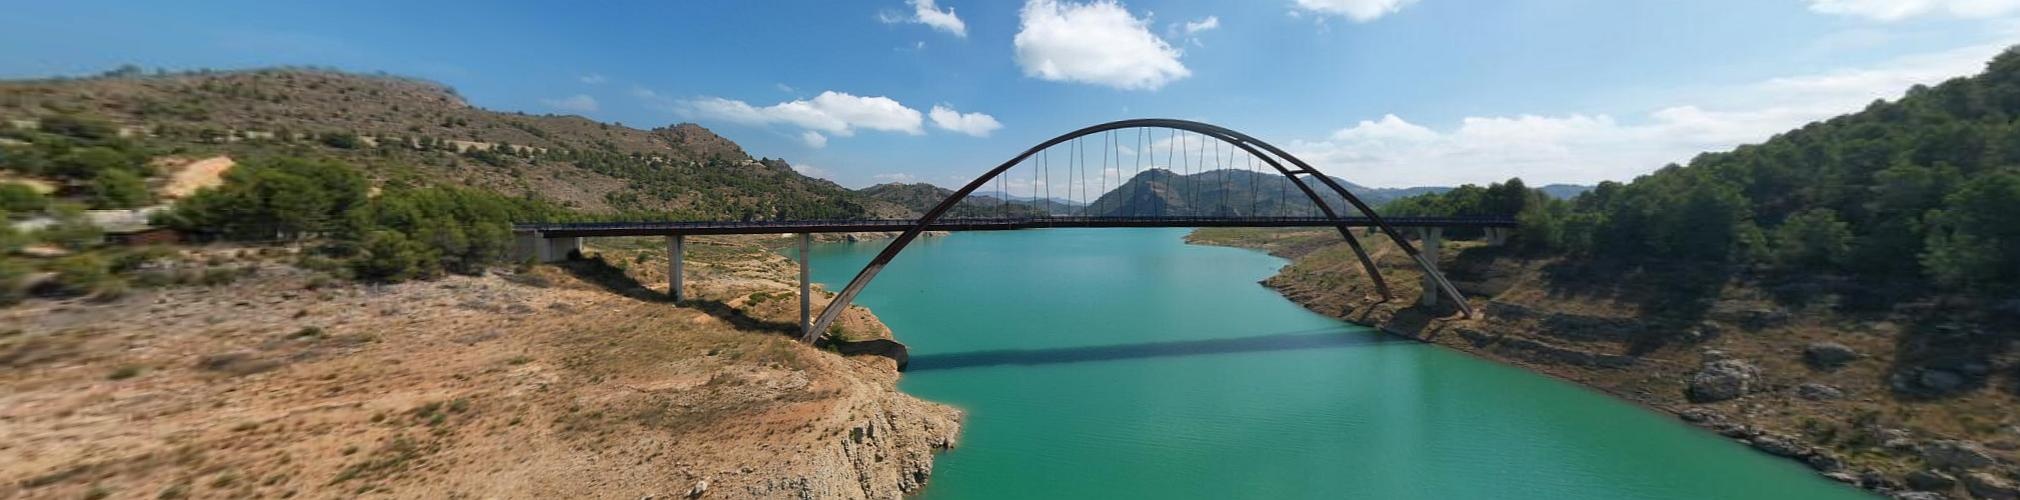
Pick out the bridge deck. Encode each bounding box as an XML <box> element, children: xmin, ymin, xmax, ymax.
<box><xmin>515</xmin><ymin>215</ymin><xmax>1516</xmax><ymax>238</ymax></box>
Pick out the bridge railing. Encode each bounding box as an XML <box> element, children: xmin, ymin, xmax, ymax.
<box><xmin>511</xmin><ymin>214</ymin><xmax>1517</xmax><ymax>232</ymax></box>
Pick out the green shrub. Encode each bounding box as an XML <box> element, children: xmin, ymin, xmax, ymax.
<box><xmin>0</xmin><ymin>183</ymin><xmax>47</xmax><ymax>213</ymax></box>
<box><xmin>352</xmin><ymin>230</ymin><xmax>435</xmax><ymax>282</ymax></box>
<box><xmin>0</xmin><ymin>258</ymin><xmax>28</xmax><ymax>305</ymax></box>
<box><xmin>38</xmin><ymin>114</ymin><xmax>119</xmax><ymax>141</ymax></box>
<box><xmin>37</xmin><ymin>204</ymin><xmax>102</xmax><ymax>250</ymax></box>
<box><xmin>51</xmin><ymin>254</ymin><xmax>119</xmax><ymax>297</ymax></box>
<box><xmin>88</xmin><ymin>168</ymin><xmax>152</xmax><ymax>209</ymax></box>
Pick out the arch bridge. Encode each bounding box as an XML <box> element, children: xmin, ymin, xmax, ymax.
<box><xmin>513</xmin><ymin>119</ymin><xmax>1512</xmax><ymax>343</ymax></box>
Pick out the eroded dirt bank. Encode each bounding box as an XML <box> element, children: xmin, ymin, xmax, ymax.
<box><xmin>1</xmin><ymin>236</ymin><xmax>959</xmax><ymax>499</ymax></box>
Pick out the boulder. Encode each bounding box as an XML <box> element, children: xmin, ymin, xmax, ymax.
<box><xmin>1807</xmin><ymin>453</ymin><xmax>1844</xmax><ymax>472</ymax></box>
<box><xmin>1904</xmin><ymin>469</ymin><xmax>1957</xmax><ymax>491</ymax></box>
<box><xmin>1890</xmin><ymin>492</ymin><xmax>1946</xmax><ymax>500</ymax></box>
<box><xmin>1964</xmin><ymin>472</ymin><xmax>2020</xmax><ymax>500</ymax></box>
<box><xmin>1678</xmin><ymin>407</ymin><xmax>1722</xmax><ymax>423</ymax></box>
<box><xmin>687</xmin><ymin>479</ymin><xmax>709</xmax><ymax>498</ymax></box>
<box><xmin>1803</xmin><ymin>342</ymin><xmax>1858</xmax><ymax>369</ymax></box>
<box><xmin>1749</xmin><ymin>433</ymin><xmax>1810</xmax><ymax>458</ymax></box>
<box><xmin>1688</xmin><ymin>359</ymin><xmax>1762</xmax><ymax>403</ymax></box>
<box><xmin>1796</xmin><ymin>383</ymin><xmax>1845</xmax><ymax>401</ymax></box>
<box><xmin>1924</xmin><ymin>440</ymin><xmax>1999</xmax><ymax>471</ymax></box>
<box><xmin>1920</xmin><ymin>369</ymin><xmax>1966</xmax><ymax>392</ymax></box>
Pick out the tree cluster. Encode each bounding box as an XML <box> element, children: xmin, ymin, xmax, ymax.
<box><xmin>162</xmin><ymin>156</ymin><xmax>561</xmax><ymax>282</ymax></box>
<box><xmin>0</xmin><ymin>114</ymin><xmax>155</xmax><ymax>209</ymax></box>
<box><xmin>1383</xmin><ymin>47</ymin><xmax>2020</xmax><ymax>293</ymax></box>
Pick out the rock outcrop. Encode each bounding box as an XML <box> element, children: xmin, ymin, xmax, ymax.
<box><xmin>1964</xmin><ymin>472</ymin><xmax>2020</xmax><ymax>499</ymax></box>
<box><xmin>1803</xmin><ymin>342</ymin><xmax>1858</xmax><ymax>369</ymax></box>
<box><xmin>1796</xmin><ymin>383</ymin><xmax>1845</xmax><ymax>401</ymax></box>
<box><xmin>1687</xmin><ymin>358</ymin><xmax>1762</xmax><ymax>403</ymax></box>
<box><xmin>1925</xmin><ymin>440</ymin><xmax>2000</xmax><ymax>471</ymax></box>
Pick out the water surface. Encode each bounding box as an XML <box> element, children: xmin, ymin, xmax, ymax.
<box><xmin>804</xmin><ymin>228</ymin><xmax>1866</xmax><ymax>499</ymax></box>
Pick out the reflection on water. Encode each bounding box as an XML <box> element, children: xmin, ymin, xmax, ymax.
<box><xmin>805</xmin><ymin>228</ymin><xmax>1867</xmax><ymax>500</ymax></box>
<box><xmin>906</xmin><ymin>328</ymin><xmax>1404</xmax><ymax>371</ymax></box>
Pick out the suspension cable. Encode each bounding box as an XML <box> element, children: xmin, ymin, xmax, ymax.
<box><xmin>1134</xmin><ymin>127</ymin><xmax>1146</xmax><ymax>217</ymax></box>
<box><xmin>1236</xmin><ymin>150</ymin><xmax>1252</xmax><ymax>216</ymax></box>
<box><xmin>1203</xmin><ymin>138</ymin><xmax>1220</xmax><ymax>215</ymax></box>
<box><xmin>1100</xmin><ymin>130</ymin><xmax>1111</xmax><ymax>215</ymax></box>
<box><xmin>1278</xmin><ymin>151</ymin><xmax>1289</xmax><ymax>217</ymax></box>
<box><xmin>1164</xmin><ymin>128</ymin><xmax>1176</xmax><ymax>217</ymax></box>
<box><xmin>1177</xmin><ymin>130</ymin><xmax>1190</xmax><ymax>215</ymax></box>
<box><xmin>1042</xmin><ymin>146</ymin><xmax>1051</xmax><ymax>214</ymax></box>
<box><xmin>1079</xmin><ymin>136</ymin><xmax>1089</xmax><ymax>216</ymax></box>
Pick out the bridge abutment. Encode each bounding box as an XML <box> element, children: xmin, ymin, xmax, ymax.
<box><xmin>515</xmin><ymin>231</ymin><xmax>584</xmax><ymax>263</ymax></box>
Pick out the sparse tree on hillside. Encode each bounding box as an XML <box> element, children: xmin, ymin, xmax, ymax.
<box><xmin>0</xmin><ymin>183</ymin><xmax>48</xmax><ymax>213</ymax></box>
<box><xmin>88</xmin><ymin>168</ymin><xmax>151</xmax><ymax>209</ymax></box>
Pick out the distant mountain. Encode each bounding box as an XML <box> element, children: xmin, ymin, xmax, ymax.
<box><xmin>856</xmin><ymin>182</ymin><xmax>1046</xmax><ymax>218</ymax></box>
<box><xmin>1085</xmin><ymin>169</ymin><xmax>1451</xmax><ymax>217</ymax></box>
<box><xmin>971</xmin><ymin>191</ymin><xmax>1082</xmax><ymax>215</ymax></box>
<box><xmin>973</xmin><ymin>191</ymin><xmax>1083</xmax><ymax>206</ymax></box>
<box><xmin>1537</xmin><ymin>184</ymin><xmax>1594</xmax><ymax>199</ymax></box>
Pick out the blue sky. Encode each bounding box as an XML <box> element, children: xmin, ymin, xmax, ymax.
<box><xmin>4</xmin><ymin>0</ymin><xmax>2018</xmax><ymax>189</ymax></box>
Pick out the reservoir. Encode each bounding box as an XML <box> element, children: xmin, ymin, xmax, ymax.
<box><xmin>803</xmin><ymin>228</ymin><xmax>1868</xmax><ymax>499</ymax></box>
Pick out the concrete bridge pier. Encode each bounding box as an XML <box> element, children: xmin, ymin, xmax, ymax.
<box><xmin>667</xmin><ymin>235</ymin><xmax>685</xmax><ymax>302</ymax></box>
<box><xmin>1416</xmin><ymin>227</ymin><xmax>1442</xmax><ymax>307</ymax></box>
<box><xmin>798</xmin><ymin>233</ymin><xmax>812</xmax><ymax>338</ymax></box>
<box><xmin>1485</xmin><ymin>227</ymin><xmax>1509</xmax><ymax>246</ymax></box>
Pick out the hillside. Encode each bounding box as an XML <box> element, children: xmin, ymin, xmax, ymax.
<box><xmin>0</xmin><ymin>68</ymin><xmax>892</xmax><ymax>219</ymax></box>
<box><xmin>1189</xmin><ymin>47</ymin><xmax>2020</xmax><ymax>499</ymax></box>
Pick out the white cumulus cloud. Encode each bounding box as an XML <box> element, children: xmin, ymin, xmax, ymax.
<box><xmin>1804</xmin><ymin>0</ymin><xmax>2020</xmax><ymax>21</ymax></box>
<box><xmin>928</xmin><ymin>105</ymin><xmax>1003</xmax><ymax>137</ymax></box>
<box><xmin>539</xmin><ymin>94</ymin><xmax>598</xmax><ymax>113</ymax></box>
<box><xmin>1183</xmin><ymin>15</ymin><xmax>1220</xmax><ymax>34</ymax></box>
<box><xmin>909</xmin><ymin>0</ymin><xmax>968</xmax><ymax>37</ymax></box>
<box><xmin>1014</xmin><ymin>0</ymin><xmax>1190</xmax><ymax>91</ymax></box>
<box><xmin>578</xmin><ymin>73</ymin><xmax>607</xmax><ymax>85</ymax></box>
<box><xmin>1288</xmin><ymin>42</ymin><xmax>2010</xmax><ymax>187</ymax></box>
<box><xmin>682</xmin><ymin>91</ymin><xmax>925</xmax><ymax>136</ymax></box>
<box><xmin>800</xmin><ymin>131</ymin><xmax>829</xmax><ymax>148</ymax></box>
<box><xmin>1291</xmin><ymin>0</ymin><xmax>1420</xmax><ymax>22</ymax></box>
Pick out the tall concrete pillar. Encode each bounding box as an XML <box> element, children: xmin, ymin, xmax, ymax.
<box><xmin>667</xmin><ymin>234</ymin><xmax>685</xmax><ymax>302</ymax></box>
<box><xmin>1419</xmin><ymin>227</ymin><xmax>1442</xmax><ymax>307</ymax></box>
<box><xmin>799</xmin><ymin>233</ymin><xmax>813</xmax><ymax>338</ymax></box>
<box><xmin>1486</xmin><ymin>227</ymin><xmax>1508</xmax><ymax>246</ymax></box>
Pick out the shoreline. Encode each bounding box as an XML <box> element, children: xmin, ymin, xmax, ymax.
<box><xmin>1178</xmin><ymin>230</ymin><xmax>1897</xmax><ymax>496</ymax></box>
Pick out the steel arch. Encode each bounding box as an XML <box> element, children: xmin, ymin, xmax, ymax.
<box><xmin>801</xmin><ymin>118</ymin><xmax>1473</xmax><ymax>343</ymax></box>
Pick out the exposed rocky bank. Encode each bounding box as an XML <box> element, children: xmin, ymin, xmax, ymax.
<box><xmin>1</xmin><ymin>237</ymin><xmax>960</xmax><ymax>499</ymax></box>
<box><xmin>1189</xmin><ymin>228</ymin><xmax>2020</xmax><ymax>500</ymax></box>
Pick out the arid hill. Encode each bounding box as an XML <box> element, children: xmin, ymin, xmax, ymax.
<box><xmin>0</xmin><ymin>68</ymin><xmax>906</xmax><ymax>218</ymax></box>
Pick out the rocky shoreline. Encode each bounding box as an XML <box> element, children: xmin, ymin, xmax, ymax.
<box><xmin>1187</xmin><ymin>228</ymin><xmax>2020</xmax><ymax>500</ymax></box>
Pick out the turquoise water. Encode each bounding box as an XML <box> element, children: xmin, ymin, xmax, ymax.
<box><xmin>802</xmin><ymin>228</ymin><xmax>1868</xmax><ymax>499</ymax></box>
